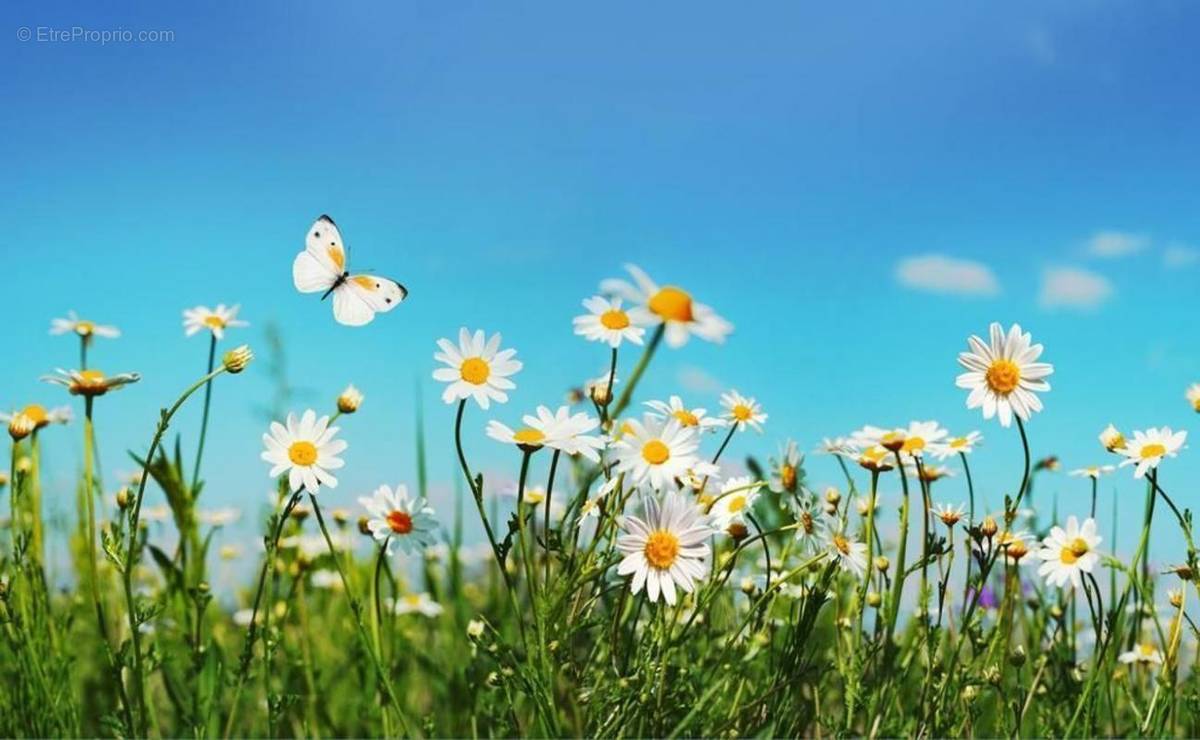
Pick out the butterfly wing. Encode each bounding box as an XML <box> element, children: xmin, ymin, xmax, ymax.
<box><xmin>293</xmin><ymin>215</ymin><xmax>347</xmax><ymax>293</ymax></box>
<box><xmin>331</xmin><ymin>275</ymin><xmax>408</xmax><ymax>326</ymax></box>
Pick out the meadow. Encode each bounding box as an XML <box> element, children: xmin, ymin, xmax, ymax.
<box><xmin>2</xmin><ymin>261</ymin><xmax>1199</xmax><ymax>739</ymax></box>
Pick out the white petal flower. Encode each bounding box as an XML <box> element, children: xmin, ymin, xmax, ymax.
<box><xmin>956</xmin><ymin>323</ymin><xmax>1054</xmax><ymax>427</ymax></box>
<box><xmin>1068</xmin><ymin>465</ymin><xmax>1115</xmax><ymax>479</ymax></box>
<box><xmin>1117</xmin><ymin>427</ymin><xmax>1187</xmax><ymax>478</ymax></box>
<box><xmin>390</xmin><ymin>592</ymin><xmax>444</xmax><ymax>618</ymax></box>
<box><xmin>611</xmin><ymin>415</ymin><xmax>700</xmax><ymax>491</ymax></box>
<box><xmin>935</xmin><ymin>431</ymin><xmax>982</xmax><ymax>459</ymax></box>
<box><xmin>260</xmin><ymin>409</ymin><xmax>346</xmax><ymax>494</ymax></box>
<box><xmin>709</xmin><ymin>476</ymin><xmax>765</xmax><ymax>528</ymax></box>
<box><xmin>826</xmin><ymin>529</ymin><xmax>868</xmax><ymax>576</ymax></box>
<box><xmin>600</xmin><ymin>264</ymin><xmax>732</xmax><ymax>348</ymax></box>
<box><xmin>1036</xmin><ymin>516</ymin><xmax>1101</xmax><ymax>590</ymax></box>
<box><xmin>572</xmin><ymin>296</ymin><xmax>645</xmax><ymax>348</ymax></box>
<box><xmin>615</xmin><ymin>490</ymin><xmax>715</xmax><ymax>605</ymax></box>
<box><xmin>358</xmin><ymin>483</ymin><xmax>438</xmax><ymax>556</ymax></box>
<box><xmin>645</xmin><ymin>395</ymin><xmax>725</xmax><ymax>434</ymax></box>
<box><xmin>432</xmin><ymin>328</ymin><xmax>522</xmax><ymax>410</ymax></box>
<box><xmin>182</xmin><ymin>303</ymin><xmax>248</xmax><ymax>340</ymax></box>
<box><xmin>49</xmin><ymin>310</ymin><xmax>120</xmax><ymax>339</ymax></box>
<box><xmin>720</xmin><ymin>390</ymin><xmax>767</xmax><ymax>433</ymax></box>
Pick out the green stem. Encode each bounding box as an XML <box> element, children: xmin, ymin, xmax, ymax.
<box><xmin>123</xmin><ymin>366</ymin><xmax>226</xmax><ymax>735</ymax></box>
<box><xmin>544</xmin><ymin>449</ymin><xmax>561</xmax><ymax>585</ymax></box>
<box><xmin>885</xmin><ymin>450</ymin><xmax>912</xmax><ymax>649</ymax></box>
<box><xmin>190</xmin><ymin>333</ymin><xmax>218</xmax><ymax>493</ymax></box>
<box><xmin>609</xmin><ymin>323</ymin><xmax>664</xmax><ymax>420</ymax></box>
<box><xmin>309</xmin><ymin>493</ymin><xmax>412</xmax><ymax>735</ymax></box>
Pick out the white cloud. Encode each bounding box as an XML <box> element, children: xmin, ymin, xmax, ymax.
<box><xmin>1039</xmin><ymin>266</ymin><xmax>1113</xmax><ymax>310</ymax></box>
<box><xmin>894</xmin><ymin>255</ymin><xmax>1000</xmax><ymax>297</ymax></box>
<box><xmin>1163</xmin><ymin>243</ymin><xmax>1199</xmax><ymax>268</ymax></box>
<box><xmin>677</xmin><ymin>365</ymin><xmax>722</xmax><ymax>394</ymax></box>
<box><xmin>1086</xmin><ymin>230</ymin><xmax>1148</xmax><ymax>258</ymax></box>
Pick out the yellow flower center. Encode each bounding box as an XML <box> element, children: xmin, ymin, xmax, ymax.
<box><xmin>204</xmin><ymin>315</ymin><xmax>227</xmax><ymax>329</ymax></box>
<box><xmin>800</xmin><ymin>511</ymin><xmax>814</xmax><ymax>534</ymax></box>
<box><xmin>599</xmin><ymin>309</ymin><xmax>631</xmax><ymax>330</ymax></box>
<box><xmin>1193</xmin><ymin>398</ymin><xmax>1200</xmax><ymax>413</ymax></box>
<box><xmin>985</xmin><ymin>359</ymin><xmax>1021</xmax><ymax>395</ymax></box>
<box><xmin>727</xmin><ymin>495</ymin><xmax>747</xmax><ymax>513</ymax></box>
<box><xmin>512</xmin><ymin>428</ymin><xmax>545</xmax><ymax>445</ymax></box>
<box><xmin>642</xmin><ymin>439</ymin><xmax>670</xmax><ymax>465</ymax></box>
<box><xmin>288</xmin><ymin>441</ymin><xmax>318</xmax><ymax>466</ymax></box>
<box><xmin>643</xmin><ymin>530</ymin><xmax>680</xmax><ymax>570</ymax></box>
<box><xmin>832</xmin><ymin>534</ymin><xmax>851</xmax><ymax>556</ymax></box>
<box><xmin>1140</xmin><ymin>443</ymin><xmax>1166</xmax><ymax>460</ymax></box>
<box><xmin>1060</xmin><ymin>537</ymin><xmax>1089</xmax><ymax>565</ymax></box>
<box><xmin>902</xmin><ymin>437</ymin><xmax>926</xmax><ymax>453</ymax></box>
<box><xmin>75</xmin><ymin>320</ymin><xmax>95</xmax><ymax>337</ymax></box>
<box><xmin>460</xmin><ymin>357</ymin><xmax>490</xmax><ymax>385</ymax></box>
<box><xmin>403</xmin><ymin>594</ymin><xmax>422</xmax><ymax>607</ymax></box>
<box><xmin>22</xmin><ymin>404</ymin><xmax>48</xmax><ymax>427</ymax></box>
<box><xmin>387</xmin><ymin>510</ymin><xmax>413</xmax><ymax>534</ymax></box>
<box><xmin>780</xmin><ymin>464</ymin><xmax>797</xmax><ymax>491</ymax></box>
<box><xmin>71</xmin><ymin>369</ymin><xmax>109</xmax><ymax>395</ymax></box>
<box><xmin>648</xmin><ymin>286</ymin><xmax>694</xmax><ymax>322</ymax></box>
<box><xmin>1139</xmin><ymin>643</ymin><xmax>1156</xmax><ymax>658</ymax></box>
<box><xmin>732</xmin><ymin>404</ymin><xmax>753</xmax><ymax>422</ymax></box>
<box><xmin>949</xmin><ymin>437</ymin><xmax>968</xmax><ymax>449</ymax></box>
<box><xmin>673</xmin><ymin>409</ymin><xmax>699</xmax><ymax>426</ymax></box>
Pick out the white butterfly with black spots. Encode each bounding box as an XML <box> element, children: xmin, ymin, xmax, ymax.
<box><xmin>292</xmin><ymin>215</ymin><xmax>408</xmax><ymax>326</ymax></box>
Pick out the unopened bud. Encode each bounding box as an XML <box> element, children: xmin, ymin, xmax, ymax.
<box><xmin>727</xmin><ymin>522</ymin><xmax>749</xmax><ymax>543</ymax></box>
<box><xmin>8</xmin><ymin>413</ymin><xmax>34</xmax><ymax>441</ymax></box>
<box><xmin>222</xmin><ymin>344</ymin><xmax>253</xmax><ymax>374</ymax></box>
<box><xmin>115</xmin><ymin>487</ymin><xmax>133</xmax><ymax>510</ymax></box>
<box><xmin>866</xmin><ymin>591</ymin><xmax>882</xmax><ymax>608</ymax></box>
<box><xmin>1009</xmin><ymin>645</ymin><xmax>1026</xmax><ymax>667</ymax></box>
<box><xmin>874</xmin><ymin>556</ymin><xmax>890</xmax><ymax>573</ymax></box>
<box><xmin>332</xmin><ymin>507</ymin><xmax>351</xmax><ymax>526</ymax></box>
<box><xmin>980</xmin><ymin>516</ymin><xmax>999</xmax><ymax>538</ymax></box>
<box><xmin>358</xmin><ymin>516</ymin><xmax>373</xmax><ymax>536</ymax></box>
<box><xmin>336</xmin><ymin>384</ymin><xmax>363</xmax><ymax>414</ymax></box>
<box><xmin>824</xmin><ymin>487</ymin><xmax>841</xmax><ymax>505</ymax></box>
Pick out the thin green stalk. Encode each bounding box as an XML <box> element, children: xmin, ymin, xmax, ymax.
<box><xmin>544</xmin><ymin>449</ymin><xmax>561</xmax><ymax>585</ymax></box>
<box><xmin>190</xmin><ymin>332</ymin><xmax>218</xmax><ymax>492</ymax></box>
<box><xmin>309</xmin><ymin>493</ymin><xmax>412</xmax><ymax>735</ymax></box>
<box><xmin>884</xmin><ymin>450</ymin><xmax>912</xmax><ymax>649</ymax></box>
<box><xmin>124</xmin><ymin>365</ymin><xmax>227</xmax><ymax>734</ymax></box>
<box><xmin>609</xmin><ymin>323</ymin><xmax>664</xmax><ymax>420</ymax></box>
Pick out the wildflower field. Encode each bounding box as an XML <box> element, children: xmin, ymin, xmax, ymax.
<box><xmin>2</xmin><ymin>244</ymin><xmax>1199</xmax><ymax>739</ymax></box>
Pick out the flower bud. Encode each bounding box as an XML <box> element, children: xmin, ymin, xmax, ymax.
<box><xmin>467</xmin><ymin>619</ymin><xmax>486</xmax><ymax>639</ymax></box>
<box><xmin>874</xmin><ymin>556</ymin><xmax>890</xmax><ymax>574</ymax></box>
<box><xmin>0</xmin><ymin>472</ymin><xmax>9</xmax><ymax>489</ymax></box>
<box><xmin>8</xmin><ymin>413</ymin><xmax>34</xmax><ymax>441</ymax></box>
<box><xmin>866</xmin><ymin>591</ymin><xmax>882</xmax><ymax>608</ymax></box>
<box><xmin>336</xmin><ymin>384</ymin><xmax>363</xmax><ymax>414</ymax></box>
<box><xmin>824</xmin><ymin>487</ymin><xmax>841</xmax><ymax>505</ymax></box>
<box><xmin>358</xmin><ymin>516</ymin><xmax>373</xmax><ymax>536</ymax></box>
<box><xmin>115</xmin><ymin>486</ymin><xmax>133</xmax><ymax>510</ymax></box>
<box><xmin>222</xmin><ymin>344</ymin><xmax>253</xmax><ymax>374</ymax></box>
<box><xmin>1168</xmin><ymin>588</ymin><xmax>1184</xmax><ymax>608</ymax></box>
<box><xmin>980</xmin><ymin>516</ymin><xmax>999</xmax><ymax>538</ymax></box>
<box><xmin>727</xmin><ymin>522</ymin><xmax>749</xmax><ymax>543</ymax></box>
<box><xmin>1009</xmin><ymin>645</ymin><xmax>1026</xmax><ymax>667</ymax></box>
<box><xmin>332</xmin><ymin>508</ymin><xmax>351</xmax><ymax>526</ymax></box>
<box><xmin>290</xmin><ymin>504</ymin><xmax>311</xmax><ymax>522</ymax></box>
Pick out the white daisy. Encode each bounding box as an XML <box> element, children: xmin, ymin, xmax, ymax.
<box><xmin>573</xmin><ymin>296</ymin><xmax>645</xmax><ymax>348</ymax></box>
<box><xmin>932</xmin><ymin>502</ymin><xmax>966</xmax><ymax>527</ymax></box>
<box><xmin>817</xmin><ymin>437</ymin><xmax>852</xmax><ymax>455</ymax></box>
<box><xmin>310</xmin><ymin>570</ymin><xmax>343</xmax><ymax>590</ymax></box>
<box><xmin>533</xmin><ymin>405</ymin><xmax>605</xmax><ymax>462</ymax></box>
<box><xmin>826</xmin><ymin>529</ymin><xmax>868</xmax><ymax>576</ymax></box>
<box><xmin>615</xmin><ymin>491</ymin><xmax>714</xmax><ymax>605</ymax></box>
<box><xmin>850</xmin><ymin>425</ymin><xmax>907</xmax><ymax>451</ymax></box>
<box><xmin>1069</xmin><ymin>465</ymin><xmax>1115</xmax><ymax>479</ymax></box>
<box><xmin>0</xmin><ymin>404</ymin><xmax>72</xmax><ymax>430</ymax></box>
<box><xmin>935</xmin><ymin>431</ymin><xmax>982</xmax><ymax>460</ymax></box>
<box><xmin>956</xmin><ymin>322</ymin><xmax>1054</xmax><ymax>427</ymax></box>
<box><xmin>837</xmin><ymin>443</ymin><xmax>895</xmax><ymax>473</ymax></box>
<box><xmin>720</xmin><ymin>390</ymin><xmax>767</xmax><ymax>433</ymax></box>
<box><xmin>359</xmin><ymin>484</ymin><xmax>438</xmax><ymax>556</ymax></box>
<box><xmin>1188</xmin><ymin>384</ymin><xmax>1200</xmax><ymax>413</ymax></box>
<box><xmin>584</xmin><ymin>371</ymin><xmax>619</xmax><ymax>406</ymax></box>
<box><xmin>485</xmin><ymin>413</ymin><xmax>557</xmax><ymax>451</ymax></box>
<box><xmin>49</xmin><ymin>311</ymin><xmax>120</xmax><ymax>339</ymax></box>
<box><xmin>611</xmin><ymin>415</ymin><xmax>700</xmax><ymax>491</ymax></box>
<box><xmin>645</xmin><ymin>395</ymin><xmax>725</xmax><ymax>433</ymax></box>
<box><xmin>1117</xmin><ymin>427</ymin><xmax>1188</xmax><ymax>479</ymax></box>
<box><xmin>43</xmin><ymin>368</ymin><xmax>141</xmax><ymax>397</ymax></box>
<box><xmin>600</xmin><ymin>263</ymin><xmax>733</xmax><ymax>348</ymax></box>
<box><xmin>791</xmin><ymin>499</ymin><xmax>827</xmax><ymax>545</ymax></box>
<box><xmin>1036</xmin><ymin>516</ymin><xmax>1101</xmax><ymax>589</ymax></box>
<box><xmin>1119</xmin><ymin>642</ymin><xmax>1164</xmax><ymax>666</ymax></box>
<box><xmin>709</xmin><ymin>476</ymin><xmax>765</xmax><ymax>529</ymax></box>
<box><xmin>260</xmin><ymin>410</ymin><xmax>347</xmax><ymax>494</ymax></box>
<box><xmin>899</xmin><ymin>420</ymin><xmax>948</xmax><ymax>458</ymax></box>
<box><xmin>391</xmin><ymin>592</ymin><xmax>444</xmax><ymax>618</ymax></box>
<box><xmin>182</xmin><ymin>304</ymin><xmax>248</xmax><ymax>340</ymax></box>
<box><xmin>433</xmin><ymin>328</ymin><xmax>522</xmax><ymax>410</ymax></box>
<box><xmin>1099</xmin><ymin>423</ymin><xmax>1126</xmax><ymax>453</ymax></box>
<box><xmin>769</xmin><ymin>439</ymin><xmax>804</xmax><ymax>494</ymax></box>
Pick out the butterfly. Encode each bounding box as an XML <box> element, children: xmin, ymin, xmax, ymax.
<box><xmin>292</xmin><ymin>215</ymin><xmax>408</xmax><ymax>326</ymax></box>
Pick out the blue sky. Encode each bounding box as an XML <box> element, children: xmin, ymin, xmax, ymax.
<box><xmin>3</xmin><ymin>1</ymin><xmax>1199</xmax><ymax>568</ymax></box>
